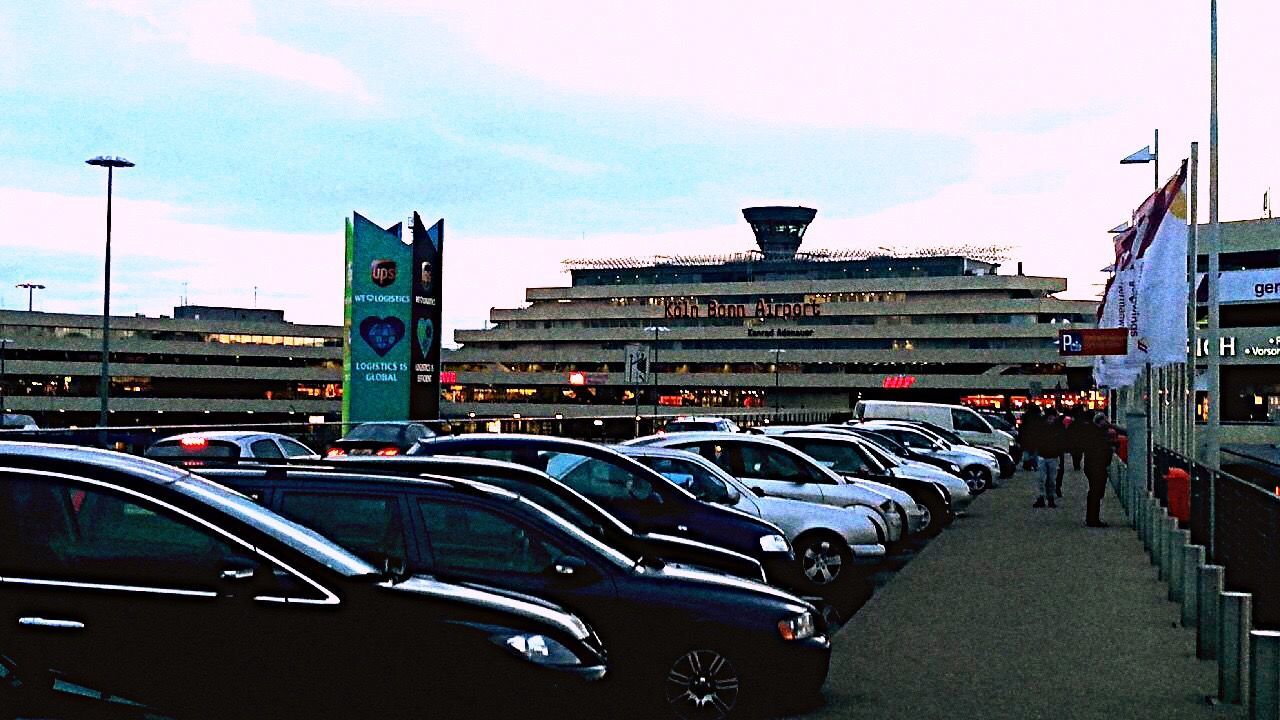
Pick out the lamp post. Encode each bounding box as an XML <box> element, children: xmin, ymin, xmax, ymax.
<box><xmin>0</xmin><ymin>338</ymin><xmax>12</xmax><ymax>414</ymax></box>
<box><xmin>771</xmin><ymin>348</ymin><xmax>786</xmax><ymax>416</ymax></box>
<box><xmin>86</xmin><ymin>155</ymin><xmax>134</xmax><ymax>448</ymax></box>
<box><xmin>643</xmin><ymin>326</ymin><xmax>670</xmax><ymax>426</ymax></box>
<box><xmin>15</xmin><ymin>283</ymin><xmax>45</xmax><ymax>312</ymax></box>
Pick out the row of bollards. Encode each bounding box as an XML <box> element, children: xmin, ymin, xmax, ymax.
<box><xmin>1121</xmin><ymin>447</ymin><xmax>1280</xmax><ymax>719</ymax></box>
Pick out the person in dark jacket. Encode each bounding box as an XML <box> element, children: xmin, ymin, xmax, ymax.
<box><xmin>1018</xmin><ymin>404</ymin><xmax>1043</xmax><ymax>470</ymax></box>
<box><xmin>1066</xmin><ymin>405</ymin><xmax>1088</xmax><ymax>471</ymax></box>
<box><xmin>1082</xmin><ymin>411</ymin><xmax>1117</xmax><ymax>527</ymax></box>
<box><xmin>1032</xmin><ymin>407</ymin><xmax>1068</xmax><ymax>508</ymax></box>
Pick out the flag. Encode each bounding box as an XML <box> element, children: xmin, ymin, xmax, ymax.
<box><xmin>1120</xmin><ymin>146</ymin><xmax>1155</xmax><ymax>164</ymax></box>
<box><xmin>1093</xmin><ymin>161</ymin><xmax>1189</xmax><ymax>386</ymax></box>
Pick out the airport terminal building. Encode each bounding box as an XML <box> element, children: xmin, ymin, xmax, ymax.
<box><xmin>442</xmin><ymin>207</ymin><xmax>1101</xmax><ymax>424</ymax></box>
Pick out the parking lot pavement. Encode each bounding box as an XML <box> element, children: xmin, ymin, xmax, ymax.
<box><xmin>780</xmin><ymin>467</ymin><xmax>1247</xmax><ymax>720</ymax></box>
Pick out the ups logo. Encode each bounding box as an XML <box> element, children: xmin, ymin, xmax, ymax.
<box><xmin>370</xmin><ymin>259</ymin><xmax>398</xmax><ymax>288</ymax></box>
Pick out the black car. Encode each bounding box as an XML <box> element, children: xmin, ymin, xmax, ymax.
<box><xmin>203</xmin><ymin>465</ymin><xmax>831</xmax><ymax>719</ymax></box>
<box><xmin>318</xmin><ymin>455</ymin><xmax>768</xmax><ymax>582</ymax></box>
<box><xmin>0</xmin><ymin>443</ymin><xmax>605</xmax><ymax>719</ymax></box>
<box><xmin>884</xmin><ymin>419</ymin><xmax>1016</xmax><ymax>479</ymax></box>
<box><xmin>325</xmin><ymin>421</ymin><xmax>436</xmax><ymax>457</ymax></box>
<box><xmin>845</xmin><ymin>426</ymin><xmax>976</xmax><ymax>478</ymax></box>
<box><xmin>407</xmin><ymin>434</ymin><xmax>803</xmax><ymax>590</ymax></box>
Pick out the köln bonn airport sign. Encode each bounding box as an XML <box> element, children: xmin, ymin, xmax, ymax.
<box><xmin>343</xmin><ymin>212</ymin><xmax>443</xmax><ymax>424</ymax></box>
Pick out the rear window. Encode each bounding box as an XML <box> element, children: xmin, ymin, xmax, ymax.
<box><xmin>146</xmin><ymin>440</ymin><xmax>240</xmax><ymax>459</ymax></box>
<box><xmin>664</xmin><ymin>421</ymin><xmax>718</xmax><ymax>433</ymax></box>
<box><xmin>344</xmin><ymin>424</ymin><xmax>404</xmax><ymax>443</ymax></box>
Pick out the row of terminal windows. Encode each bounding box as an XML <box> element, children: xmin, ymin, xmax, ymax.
<box><xmin>3</xmin><ymin>325</ymin><xmax>340</xmax><ymax>347</ymax></box>
<box><xmin>504</xmin><ymin>314</ymin><xmax>1091</xmax><ymax>331</ymax></box>
<box><xmin>481</xmin><ymin>338</ymin><xmax>1058</xmax><ymax>351</ymax></box>
<box><xmin>0</xmin><ymin>374</ymin><xmax>342</xmax><ymax>401</ymax></box>
<box><xmin>0</xmin><ymin>348</ymin><xmax>341</xmax><ymax>370</ymax></box>
<box><xmin>446</xmin><ymin>362</ymin><xmax>1063</xmax><ymax>376</ymax></box>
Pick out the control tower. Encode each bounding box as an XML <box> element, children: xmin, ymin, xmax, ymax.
<box><xmin>742</xmin><ymin>206</ymin><xmax>817</xmax><ymax>261</ymax></box>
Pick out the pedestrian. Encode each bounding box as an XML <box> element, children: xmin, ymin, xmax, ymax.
<box><xmin>1032</xmin><ymin>406</ymin><xmax>1067</xmax><ymax>508</ymax></box>
<box><xmin>1082</xmin><ymin>411</ymin><xmax>1117</xmax><ymax>527</ymax></box>
<box><xmin>1066</xmin><ymin>405</ymin><xmax>1087</xmax><ymax>471</ymax></box>
<box><xmin>1018</xmin><ymin>404</ymin><xmax>1042</xmax><ymax>471</ymax></box>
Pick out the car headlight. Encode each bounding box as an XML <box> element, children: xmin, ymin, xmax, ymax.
<box><xmin>777</xmin><ymin>611</ymin><xmax>818</xmax><ymax>641</ymax></box>
<box><xmin>758</xmin><ymin>533</ymin><xmax>790</xmax><ymax>553</ymax></box>
<box><xmin>496</xmin><ymin>633</ymin><xmax>583</xmax><ymax>667</ymax></box>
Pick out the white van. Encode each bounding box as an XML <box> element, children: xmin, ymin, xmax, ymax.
<box><xmin>852</xmin><ymin>400</ymin><xmax>1013</xmax><ymax>453</ymax></box>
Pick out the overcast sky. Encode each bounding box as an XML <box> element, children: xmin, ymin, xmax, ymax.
<box><xmin>2</xmin><ymin>1</ymin><xmax>1277</xmax><ymax>344</ymax></box>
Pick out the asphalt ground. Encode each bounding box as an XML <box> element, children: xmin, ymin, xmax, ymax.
<box><xmin>780</xmin><ymin>465</ymin><xmax>1247</xmax><ymax>720</ymax></box>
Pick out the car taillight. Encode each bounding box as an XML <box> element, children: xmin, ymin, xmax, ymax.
<box><xmin>180</xmin><ymin>437</ymin><xmax>209</xmax><ymax>451</ymax></box>
<box><xmin>326</xmin><ymin>447</ymin><xmax>346</xmax><ymax>457</ymax></box>
<box><xmin>375</xmin><ymin>447</ymin><xmax>400</xmax><ymax>456</ymax></box>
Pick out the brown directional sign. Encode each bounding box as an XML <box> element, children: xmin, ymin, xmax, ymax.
<box><xmin>1058</xmin><ymin>328</ymin><xmax>1128</xmax><ymax>356</ymax></box>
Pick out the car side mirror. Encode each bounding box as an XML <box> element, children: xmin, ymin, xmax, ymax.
<box><xmin>549</xmin><ymin>555</ymin><xmax>593</xmax><ymax>582</ymax></box>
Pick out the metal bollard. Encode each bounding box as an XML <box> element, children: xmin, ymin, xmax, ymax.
<box><xmin>1182</xmin><ymin>544</ymin><xmax>1205</xmax><ymax>628</ymax></box>
<box><xmin>1220</xmin><ymin>592</ymin><xmax>1253</xmax><ymax>704</ymax></box>
<box><xmin>1199</xmin><ymin>565</ymin><xmax>1225</xmax><ymax>660</ymax></box>
<box><xmin>1251</xmin><ymin>630</ymin><xmax>1280</xmax><ymax>720</ymax></box>
<box><xmin>1169</xmin><ymin>528</ymin><xmax>1189</xmax><ymax>603</ymax></box>
<box><xmin>1157</xmin><ymin>515</ymin><xmax>1172</xmax><ymax>579</ymax></box>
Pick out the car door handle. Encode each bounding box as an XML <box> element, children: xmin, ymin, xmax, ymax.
<box><xmin>18</xmin><ymin>617</ymin><xmax>85</xmax><ymax>630</ymax></box>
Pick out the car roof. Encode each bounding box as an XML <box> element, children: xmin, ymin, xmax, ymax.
<box><xmin>0</xmin><ymin>441</ymin><xmax>193</xmax><ymax>484</ymax></box>
<box><xmin>203</xmin><ymin>466</ymin><xmax>523</xmax><ymax>501</ymax></box>
<box><xmin>627</xmin><ymin>431</ymin><xmax>791</xmax><ymax>448</ymax></box>
<box><xmin>153</xmin><ymin>430</ymin><xmax>294</xmax><ymax>443</ymax></box>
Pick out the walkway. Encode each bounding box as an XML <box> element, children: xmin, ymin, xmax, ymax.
<box><xmin>793</xmin><ymin>465</ymin><xmax>1245</xmax><ymax>720</ymax></box>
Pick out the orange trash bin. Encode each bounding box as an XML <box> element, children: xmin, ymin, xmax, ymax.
<box><xmin>1166</xmin><ymin>468</ymin><xmax>1190</xmax><ymax>523</ymax></box>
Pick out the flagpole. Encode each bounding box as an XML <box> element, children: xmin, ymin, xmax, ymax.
<box><xmin>1205</xmin><ymin>0</ymin><xmax>1221</xmax><ymax>472</ymax></box>
<box><xmin>1187</xmin><ymin>142</ymin><xmax>1198</xmax><ymax>458</ymax></box>
<box><xmin>1153</xmin><ymin>129</ymin><xmax>1160</xmax><ymax>192</ymax></box>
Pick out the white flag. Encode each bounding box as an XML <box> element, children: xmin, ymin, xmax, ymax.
<box><xmin>1128</xmin><ymin>162</ymin><xmax>1189</xmax><ymax>367</ymax></box>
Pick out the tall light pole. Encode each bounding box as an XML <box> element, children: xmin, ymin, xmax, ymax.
<box><xmin>771</xmin><ymin>348</ymin><xmax>786</xmax><ymax>416</ymax></box>
<box><xmin>0</xmin><ymin>338</ymin><xmax>12</xmax><ymax>414</ymax></box>
<box><xmin>86</xmin><ymin>155</ymin><xmax>134</xmax><ymax>447</ymax></box>
<box><xmin>643</xmin><ymin>326</ymin><xmax>670</xmax><ymax>423</ymax></box>
<box><xmin>15</xmin><ymin>283</ymin><xmax>45</xmax><ymax>312</ymax></box>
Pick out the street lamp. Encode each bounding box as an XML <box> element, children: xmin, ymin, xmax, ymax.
<box><xmin>643</xmin><ymin>326</ymin><xmax>670</xmax><ymax>424</ymax></box>
<box><xmin>15</xmin><ymin>283</ymin><xmax>45</xmax><ymax>312</ymax></box>
<box><xmin>770</xmin><ymin>348</ymin><xmax>786</xmax><ymax>416</ymax></box>
<box><xmin>0</xmin><ymin>338</ymin><xmax>12</xmax><ymax>414</ymax></box>
<box><xmin>86</xmin><ymin>155</ymin><xmax>134</xmax><ymax>447</ymax></box>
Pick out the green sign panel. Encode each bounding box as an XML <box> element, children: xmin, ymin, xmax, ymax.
<box><xmin>343</xmin><ymin>213</ymin><xmax>413</xmax><ymax>423</ymax></box>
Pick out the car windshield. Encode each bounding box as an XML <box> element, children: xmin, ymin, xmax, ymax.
<box><xmin>631</xmin><ymin>454</ymin><xmax>735</xmax><ymax>503</ymax></box>
<box><xmin>176</xmin><ymin>475</ymin><xmax>377</xmax><ymax>577</ymax></box>
<box><xmin>344</xmin><ymin>424</ymin><xmax>405</xmax><ymax>443</ymax></box>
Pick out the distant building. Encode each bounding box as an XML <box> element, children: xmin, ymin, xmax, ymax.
<box><xmin>442</xmin><ymin>206</ymin><xmax>1100</xmax><ymax>426</ymax></box>
<box><xmin>0</xmin><ymin>306</ymin><xmax>342</xmax><ymax>430</ymax></box>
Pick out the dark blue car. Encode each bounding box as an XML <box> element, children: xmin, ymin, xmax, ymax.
<box><xmin>408</xmin><ymin>435</ymin><xmax>804</xmax><ymax>590</ymax></box>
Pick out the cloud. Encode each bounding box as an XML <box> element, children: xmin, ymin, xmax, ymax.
<box><xmin>0</xmin><ymin>187</ymin><xmax>342</xmax><ymax>324</ymax></box>
<box><xmin>94</xmin><ymin>0</ymin><xmax>373</xmax><ymax>103</ymax></box>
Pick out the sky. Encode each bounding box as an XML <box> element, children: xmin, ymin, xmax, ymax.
<box><xmin>2</xmin><ymin>1</ymin><xmax>1278</xmax><ymax>345</ymax></box>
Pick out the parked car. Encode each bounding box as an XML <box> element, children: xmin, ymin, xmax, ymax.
<box><xmin>407</xmin><ymin>434</ymin><xmax>804</xmax><ymax>590</ymax></box>
<box><xmin>624</xmin><ymin>432</ymin><xmax>926</xmax><ymax>544</ymax></box>
<box><xmin>617</xmin><ymin>444</ymin><xmax>887</xmax><ymax>591</ymax></box>
<box><xmin>766</xmin><ymin>432</ymin><xmax>958</xmax><ymax>534</ymax></box>
<box><xmin>749</xmin><ymin>425</ymin><xmax>973</xmax><ymax>513</ymax></box>
<box><xmin>852</xmin><ymin>400</ymin><xmax>1015</xmax><ymax>455</ymax></box>
<box><xmin>325</xmin><ymin>421</ymin><xmax>435</xmax><ymax>457</ymax></box>
<box><xmin>887</xmin><ymin>418</ymin><xmax>1017</xmax><ymax>479</ymax></box>
<box><xmin>841</xmin><ymin>426</ymin><xmax>972</xmax><ymax>480</ymax></box>
<box><xmin>202</xmin><ymin>465</ymin><xmax>831</xmax><ymax>719</ymax></box>
<box><xmin>0</xmin><ymin>442</ymin><xmax>606</xmax><ymax>719</ymax></box>
<box><xmin>145</xmin><ymin>431</ymin><xmax>318</xmax><ymax>467</ymax></box>
<box><xmin>852</xmin><ymin>421</ymin><xmax>1001</xmax><ymax>492</ymax></box>
<box><xmin>662</xmin><ymin>416</ymin><xmax>742</xmax><ymax>434</ymax></box>
<box><xmin>319</xmin><ymin>454</ymin><xmax>768</xmax><ymax>582</ymax></box>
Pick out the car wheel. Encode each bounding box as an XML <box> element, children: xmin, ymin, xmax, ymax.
<box><xmin>795</xmin><ymin>532</ymin><xmax>853</xmax><ymax>590</ymax></box>
<box><xmin>961</xmin><ymin>466</ymin><xmax>988</xmax><ymax>493</ymax></box>
<box><xmin>664</xmin><ymin>647</ymin><xmax>742</xmax><ymax>719</ymax></box>
<box><xmin>917</xmin><ymin>493</ymin><xmax>948</xmax><ymax>538</ymax></box>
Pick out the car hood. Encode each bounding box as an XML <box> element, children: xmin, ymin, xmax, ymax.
<box><xmin>648</xmin><ymin>563</ymin><xmax>812</xmax><ymax>609</ymax></box>
<box><xmin>751</xmin><ymin>494</ymin><xmax>879</xmax><ymax>541</ymax></box>
<box><xmin>380</xmin><ymin>575</ymin><xmax>591</xmax><ymax>640</ymax></box>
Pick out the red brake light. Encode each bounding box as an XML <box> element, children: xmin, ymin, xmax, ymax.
<box><xmin>179</xmin><ymin>437</ymin><xmax>209</xmax><ymax>451</ymax></box>
<box><xmin>326</xmin><ymin>447</ymin><xmax>347</xmax><ymax>457</ymax></box>
<box><xmin>375</xmin><ymin>447</ymin><xmax>401</xmax><ymax>456</ymax></box>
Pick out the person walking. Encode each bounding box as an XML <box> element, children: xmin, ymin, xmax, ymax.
<box><xmin>1032</xmin><ymin>406</ymin><xmax>1067</xmax><ymax>508</ymax></box>
<box><xmin>1018</xmin><ymin>404</ymin><xmax>1042</xmax><ymax>471</ymax></box>
<box><xmin>1082</xmin><ymin>411</ymin><xmax>1117</xmax><ymax>527</ymax></box>
<box><xmin>1066</xmin><ymin>405</ymin><xmax>1087</xmax><ymax>471</ymax></box>
<box><xmin>1054</xmin><ymin>409</ymin><xmax>1072</xmax><ymax>498</ymax></box>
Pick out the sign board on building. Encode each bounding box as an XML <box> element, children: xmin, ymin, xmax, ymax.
<box><xmin>1058</xmin><ymin>328</ymin><xmax>1128</xmax><ymax>356</ymax></box>
<box><xmin>624</xmin><ymin>344</ymin><xmax>649</xmax><ymax>384</ymax></box>
<box><xmin>1197</xmin><ymin>269</ymin><xmax>1280</xmax><ymax>304</ymax></box>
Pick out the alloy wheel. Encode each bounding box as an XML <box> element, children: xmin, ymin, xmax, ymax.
<box><xmin>962</xmin><ymin>467</ymin><xmax>987</xmax><ymax>492</ymax></box>
<box><xmin>800</xmin><ymin>539</ymin><xmax>844</xmax><ymax>585</ymax></box>
<box><xmin>665</xmin><ymin>649</ymin><xmax>740</xmax><ymax>720</ymax></box>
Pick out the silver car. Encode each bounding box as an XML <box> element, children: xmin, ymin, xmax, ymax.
<box><xmin>624</xmin><ymin>432</ymin><xmax>927</xmax><ymax>543</ymax></box>
<box><xmin>618</xmin><ymin>445</ymin><xmax>888</xmax><ymax>591</ymax></box>
<box><xmin>853</xmin><ymin>421</ymin><xmax>1001</xmax><ymax>492</ymax></box>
